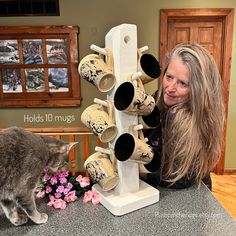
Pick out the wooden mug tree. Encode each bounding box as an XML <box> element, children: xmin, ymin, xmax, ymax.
<box><xmin>90</xmin><ymin>24</ymin><xmax>159</xmax><ymax>215</ymax></box>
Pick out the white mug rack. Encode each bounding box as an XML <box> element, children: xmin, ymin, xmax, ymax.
<box><xmin>91</xmin><ymin>24</ymin><xmax>159</xmax><ymax>216</ymax></box>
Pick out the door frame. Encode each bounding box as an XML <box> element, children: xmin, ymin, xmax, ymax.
<box><xmin>159</xmin><ymin>8</ymin><xmax>234</xmax><ymax>174</ymax></box>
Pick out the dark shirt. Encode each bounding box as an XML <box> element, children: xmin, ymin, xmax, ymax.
<box><xmin>142</xmin><ymin>94</ymin><xmax>212</xmax><ymax>190</ymax></box>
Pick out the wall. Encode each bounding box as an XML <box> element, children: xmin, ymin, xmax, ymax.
<box><xmin>0</xmin><ymin>0</ymin><xmax>235</xmax><ymax>168</ymax></box>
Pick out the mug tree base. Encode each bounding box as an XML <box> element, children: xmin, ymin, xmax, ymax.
<box><xmin>92</xmin><ymin>179</ymin><xmax>159</xmax><ymax>216</ymax></box>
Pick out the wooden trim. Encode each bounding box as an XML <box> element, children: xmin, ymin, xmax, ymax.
<box><xmin>24</xmin><ymin>126</ymin><xmax>91</xmax><ymax>134</ymax></box>
<box><xmin>83</xmin><ymin>134</ymin><xmax>90</xmax><ymax>177</ymax></box>
<box><xmin>1</xmin><ymin>126</ymin><xmax>91</xmax><ymax>134</ymax></box>
<box><xmin>224</xmin><ymin>169</ymin><xmax>236</xmax><ymax>175</ymax></box>
<box><xmin>213</xmin><ymin>8</ymin><xmax>234</xmax><ymax>174</ymax></box>
<box><xmin>0</xmin><ymin>25</ymin><xmax>81</xmax><ymax>108</ymax></box>
<box><xmin>54</xmin><ymin>134</ymin><xmax>61</xmax><ymax>140</ymax></box>
<box><xmin>159</xmin><ymin>9</ymin><xmax>168</xmax><ymax>70</ymax></box>
<box><xmin>159</xmin><ymin>8</ymin><xmax>234</xmax><ymax>175</ymax></box>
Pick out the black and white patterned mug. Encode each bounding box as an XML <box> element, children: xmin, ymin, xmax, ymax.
<box><xmin>84</xmin><ymin>150</ymin><xmax>119</xmax><ymax>191</ymax></box>
<box><xmin>78</xmin><ymin>49</ymin><xmax>116</xmax><ymax>92</ymax></box>
<box><xmin>114</xmin><ymin>125</ymin><xmax>154</xmax><ymax>164</ymax></box>
<box><xmin>137</xmin><ymin>49</ymin><xmax>161</xmax><ymax>84</ymax></box>
<box><xmin>81</xmin><ymin>101</ymin><xmax>117</xmax><ymax>143</ymax></box>
<box><xmin>114</xmin><ymin>77</ymin><xmax>155</xmax><ymax>115</ymax></box>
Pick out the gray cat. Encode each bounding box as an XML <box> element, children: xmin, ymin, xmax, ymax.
<box><xmin>0</xmin><ymin>127</ymin><xmax>77</xmax><ymax>226</ymax></box>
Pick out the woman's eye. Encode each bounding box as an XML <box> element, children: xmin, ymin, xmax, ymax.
<box><xmin>179</xmin><ymin>81</ymin><xmax>189</xmax><ymax>88</ymax></box>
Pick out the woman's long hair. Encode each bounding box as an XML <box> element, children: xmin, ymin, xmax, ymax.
<box><xmin>158</xmin><ymin>43</ymin><xmax>225</xmax><ymax>186</ymax></box>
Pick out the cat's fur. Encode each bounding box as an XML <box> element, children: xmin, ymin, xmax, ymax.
<box><xmin>0</xmin><ymin>127</ymin><xmax>77</xmax><ymax>226</ymax></box>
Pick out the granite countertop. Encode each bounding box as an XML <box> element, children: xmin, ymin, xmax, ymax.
<box><xmin>0</xmin><ymin>184</ymin><xmax>235</xmax><ymax>236</ymax></box>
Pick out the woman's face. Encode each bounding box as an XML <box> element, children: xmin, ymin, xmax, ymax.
<box><xmin>162</xmin><ymin>57</ymin><xmax>190</xmax><ymax>106</ymax></box>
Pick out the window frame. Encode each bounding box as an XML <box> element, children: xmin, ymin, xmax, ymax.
<box><xmin>0</xmin><ymin>25</ymin><xmax>81</xmax><ymax>107</ymax></box>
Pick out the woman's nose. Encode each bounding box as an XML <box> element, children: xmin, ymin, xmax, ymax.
<box><xmin>168</xmin><ymin>81</ymin><xmax>177</xmax><ymax>91</ymax></box>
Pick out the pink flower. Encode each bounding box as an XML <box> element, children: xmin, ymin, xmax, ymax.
<box><xmin>64</xmin><ymin>190</ymin><xmax>78</xmax><ymax>203</ymax></box>
<box><xmin>55</xmin><ymin>192</ymin><xmax>62</xmax><ymax>199</ymax></box>
<box><xmin>50</xmin><ymin>176</ymin><xmax>58</xmax><ymax>185</ymax></box>
<box><xmin>67</xmin><ymin>183</ymin><xmax>73</xmax><ymax>190</ymax></box>
<box><xmin>76</xmin><ymin>175</ymin><xmax>90</xmax><ymax>188</ymax></box>
<box><xmin>57</xmin><ymin>171</ymin><xmax>69</xmax><ymax>178</ymax></box>
<box><xmin>59</xmin><ymin>177</ymin><xmax>67</xmax><ymax>184</ymax></box>
<box><xmin>91</xmin><ymin>192</ymin><xmax>100</xmax><ymax>205</ymax></box>
<box><xmin>63</xmin><ymin>188</ymin><xmax>69</xmax><ymax>195</ymax></box>
<box><xmin>36</xmin><ymin>190</ymin><xmax>45</xmax><ymax>198</ymax></box>
<box><xmin>47</xmin><ymin>195</ymin><xmax>55</xmax><ymax>207</ymax></box>
<box><xmin>48</xmin><ymin>195</ymin><xmax>66</xmax><ymax>209</ymax></box>
<box><xmin>38</xmin><ymin>171</ymin><xmax>96</xmax><ymax>210</ymax></box>
<box><xmin>63</xmin><ymin>171</ymin><xmax>69</xmax><ymax>177</ymax></box>
<box><xmin>57</xmin><ymin>172</ymin><xmax>64</xmax><ymax>178</ymax></box>
<box><xmin>83</xmin><ymin>190</ymin><xmax>93</xmax><ymax>203</ymax></box>
<box><xmin>83</xmin><ymin>190</ymin><xmax>100</xmax><ymax>205</ymax></box>
<box><xmin>76</xmin><ymin>175</ymin><xmax>82</xmax><ymax>182</ymax></box>
<box><xmin>45</xmin><ymin>186</ymin><xmax>52</xmax><ymax>193</ymax></box>
<box><xmin>56</xmin><ymin>186</ymin><xmax>65</xmax><ymax>193</ymax></box>
<box><xmin>53</xmin><ymin>199</ymin><xmax>67</xmax><ymax>209</ymax></box>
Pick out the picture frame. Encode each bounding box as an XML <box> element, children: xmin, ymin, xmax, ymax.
<box><xmin>0</xmin><ymin>25</ymin><xmax>81</xmax><ymax>107</ymax></box>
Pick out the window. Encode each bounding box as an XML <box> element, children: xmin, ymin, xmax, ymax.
<box><xmin>0</xmin><ymin>25</ymin><xmax>81</xmax><ymax>107</ymax></box>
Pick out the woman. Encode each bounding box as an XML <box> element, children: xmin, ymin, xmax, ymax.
<box><xmin>141</xmin><ymin>43</ymin><xmax>225</xmax><ymax>190</ymax></box>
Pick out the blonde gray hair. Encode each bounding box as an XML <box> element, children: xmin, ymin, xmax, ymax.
<box><xmin>158</xmin><ymin>43</ymin><xmax>225</xmax><ymax>186</ymax></box>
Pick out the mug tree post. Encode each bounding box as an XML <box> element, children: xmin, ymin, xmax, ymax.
<box><xmin>92</xmin><ymin>24</ymin><xmax>159</xmax><ymax>216</ymax></box>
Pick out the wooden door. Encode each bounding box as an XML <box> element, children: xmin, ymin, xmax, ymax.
<box><xmin>160</xmin><ymin>9</ymin><xmax>234</xmax><ymax>174</ymax></box>
<box><xmin>167</xmin><ymin>20</ymin><xmax>223</xmax><ymax>74</ymax></box>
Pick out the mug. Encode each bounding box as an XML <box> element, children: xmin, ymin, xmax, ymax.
<box><xmin>84</xmin><ymin>151</ymin><xmax>119</xmax><ymax>191</ymax></box>
<box><xmin>81</xmin><ymin>101</ymin><xmax>118</xmax><ymax>143</ymax></box>
<box><xmin>114</xmin><ymin>77</ymin><xmax>155</xmax><ymax>115</ymax></box>
<box><xmin>137</xmin><ymin>49</ymin><xmax>161</xmax><ymax>84</ymax></box>
<box><xmin>78</xmin><ymin>48</ymin><xmax>116</xmax><ymax>92</ymax></box>
<box><xmin>138</xmin><ymin>106</ymin><xmax>161</xmax><ymax>129</ymax></box>
<box><xmin>114</xmin><ymin>125</ymin><xmax>154</xmax><ymax>164</ymax></box>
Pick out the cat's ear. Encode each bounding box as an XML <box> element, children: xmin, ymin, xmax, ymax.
<box><xmin>66</xmin><ymin>142</ymin><xmax>78</xmax><ymax>152</ymax></box>
<box><xmin>59</xmin><ymin>142</ymin><xmax>78</xmax><ymax>153</ymax></box>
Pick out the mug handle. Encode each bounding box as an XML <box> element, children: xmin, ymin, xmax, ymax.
<box><xmin>136</xmin><ymin>77</ymin><xmax>145</xmax><ymax>92</ymax></box>
<box><xmin>95</xmin><ymin>146</ymin><xmax>117</xmax><ymax>170</ymax></box>
<box><xmin>128</xmin><ymin>72</ymin><xmax>145</xmax><ymax>92</ymax></box>
<box><xmin>128</xmin><ymin>124</ymin><xmax>146</xmax><ymax>143</ymax></box>
<box><xmin>95</xmin><ymin>98</ymin><xmax>114</xmax><ymax>123</ymax></box>
<box><xmin>109</xmin><ymin>149</ymin><xmax>117</xmax><ymax>170</ymax></box>
<box><xmin>107</xmin><ymin>99</ymin><xmax>115</xmax><ymax>123</ymax></box>
<box><xmin>137</xmin><ymin>48</ymin><xmax>142</xmax><ymax>61</ymax></box>
<box><xmin>104</xmin><ymin>48</ymin><xmax>114</xmax><ymax>73</ymax></box>
<box><xmin>137</xmin><ymin>129</ymin><xmax>146</xmax><ymax>142</ymax></box>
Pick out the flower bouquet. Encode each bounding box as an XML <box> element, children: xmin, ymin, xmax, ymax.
<box><xmin>35</xmin><ymin>168</ymin><xmax>100</xmax><ymax>209</ymax></box>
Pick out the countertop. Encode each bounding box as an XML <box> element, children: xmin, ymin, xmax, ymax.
<box><xmin>0</xmin><ymin>183</ymin><xmax>235</xmax><ymax>236</ymax></box>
